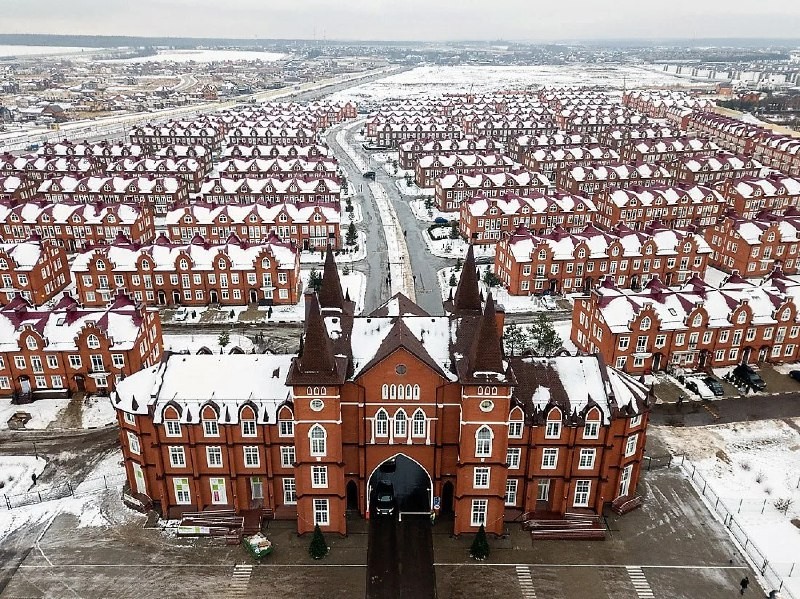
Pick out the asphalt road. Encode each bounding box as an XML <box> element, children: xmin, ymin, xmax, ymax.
<box><xmin>367</xmin><ymin>516</ymin><xmax>436</xmax><ymax>599</ymax></box>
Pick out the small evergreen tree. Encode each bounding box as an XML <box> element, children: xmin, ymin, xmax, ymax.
<box><xmin>405</xmin><ymin>173</ymin><xmax>413</xmax><ymax>187</ymax></box>
<box><xmin>449</xmin><ymin>272</ymin><xmax>457</xmax><ymax>287</ymax></box>
<box><xmin>309</xmin><ymin>269</ymin><xmax>323</xmax><ymax>292</ymax></box>
<box><xmin>455</xmin><ymin>257</ymin><xmax>463</xmax><ymax>272</ymax></box>
<box><xmin>341</xmin><ymin>178</ymin><xmax>348</xmax><ymax>195</ymax></box>
<box><xmin>504</xmin><ymin>322</ymin><xmax>530</xmax><ymax>356</ymax></box>
<box><xmin>482</xmin><ymin>267</ymin><xmax>500</xmax><ymax>288</ymax></box>
<box><xmin>529</xmin><ymin>312</ymin><xmax>564</xmax><ymax>356</ymax></box>
<box><xmin>449</xmin><ymin>222</ymin><xmax>460</xmax><ymax>239</ymax></box>
<box><xmin>346</xmin><ymin>222</ymin><xmax>357</xmax><ymax>246</ymax></box>
<box><xmin>218</xmin><ymin>330</ymin><xmax>230</xmax><ymax>351</ymax></box>
<box><xmin>470</xmin><ymin>524</ymin><xmax>490</xmax><ymax>560</ymax></box>
<box><xmin>343</xmin><ymin>263</ymin><xmax>351</xmax><ymax>275</ymax></box>
<box><xmin>309</xmin><ymin>524</ymin><xmax>328</xmax><ymax>560</ymax></box>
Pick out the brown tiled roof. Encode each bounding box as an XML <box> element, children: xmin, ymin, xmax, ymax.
<box><xmin>318</xmin><ymin>246</ymin><xmax>345</xmax><ymax>311</ymax></box>
<box><xmin>465</xmin><ymin>293</ymin><xmax>505</xmax><ymax>379</ymax></box>
<box><xmin>286</xmin><ymin>292</ymin><xmax>346</xmax><ymax>385</ymax></box>
<box><xmin>356</xmin><ymin>317</ymin><xmax>447</xmax><ymax>379</ymax></box>
<box><xmin>369</xmin><ymin>293</ymin><xmax>431</xmax><ymax>318</ymax></box>
<box><xmin>452</xmin><ymin>245</ymin><xmax>482</xmax><ymax>313</ymax></box>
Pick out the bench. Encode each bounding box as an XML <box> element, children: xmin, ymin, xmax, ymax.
<box><xmin>531</xmin><ymin>528</ymin><xmax>606</xmax><ymax>541</ymax></box>
<box><xmin>611</xmin><ymin>495</ymin><xmax>643</xmax><ymax>515</ymax></box>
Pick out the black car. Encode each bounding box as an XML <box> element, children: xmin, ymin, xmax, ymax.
<box><xmin>789</xmin><ymin>370</ymin><xmax>800</xmax><ymax>382</ymax></box>
<box><xmin>703</xmin><ymin>376</ymin><xmax>724</xmax><ymax>396</ymax></box>
<box><xmin>362</xmin><ymin>170</ymin><xmax>376</xmax><ymax>180</ymax></box>
<box><xmin>374</xmin><ymin>483</ymin><xmax>395</xmax><ymax>516</ymax></box>
<box><xmin>732</xmin><ymin>364</ymin><xmax>767</xmax><ymax>391</ymax></box>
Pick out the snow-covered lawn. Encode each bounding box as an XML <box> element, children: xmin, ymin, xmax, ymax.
<box><xmin>409</xmin><ymin>198</ymin><xmax>454</xmax><ymax>223</ymax></box>
<box><xmin>82</xmin><ymin>395</ymin><xmax>117</xmax><ymax>428</ymax></box>
<box><xmin>267</xmin><ymin>269</ymin><xmax>367</xmax><ymax>322</ymax></box>
<box><xmin>300</xmin><ymin>231</ymin><xmax>367</xmax><ymax>264</ymax></box>
<box><xmin>424</xmin><ymin>230</ymin><xmax>495</xmax><ymax>260</ymax></box>
<box><xmin>658</xmin><ymin>421</ymin><xmax>800</xmax><ymax>596</ymax></box>
<box><xmin>395</xmin><ymin>178</ymin><xmax>433</xmax><ymax>197</ymax></box>
<box><xmin>0</xmin><ymin>456</ymin><xmax>47</xmax><ymax>496</ymax></box>
<box><xmin>163</xmin><ymin>333</ymin><xmax>255</xmax><ymax>355</ymax></box>
<box><xmin>0</xmin><ymin>397</ymin><xmax>70</xmax><ymax>431</ymax></box>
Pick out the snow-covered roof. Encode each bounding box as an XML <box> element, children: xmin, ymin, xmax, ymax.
<box><xmin>165</xmin><ymin>201</ymin><xmax>340</xmax><ymax>226</ymax></box>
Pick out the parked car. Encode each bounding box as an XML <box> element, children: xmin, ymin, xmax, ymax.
<box><xmin>789</xmin><ymin>370</ymin><xmax>800</xmax><ymax>382</ymax></box>
<box><xmin>362</xmin><ymin>170</ymin><xmax>376</xmax><ymax>180</ymax></box>
<box><xmin>732</xmin><ymin>364</ymin><xmax>767</xmax><ymax>391</ymax></box>
<box><xmin>540</xmin><ymin>296</ymin><xmax>558</xmax><ymax>311</ymax></box>
<box><xmin>475</xmin><ymin>255</ymin><xmax>493</xmax><ymax>265</ymax></box>
<box><xmin>685</xmin><ymin>377</ymin><xmax>715</xmax><ymax>400</ymax></box>
<box><xmin>703</xmin><ymin>376</ymin><xmax>724</xmax><ymax>397</ymax></box>
<box><xmin>173</xmin><ymin>307</ymin><xmax>189</xmax><ymax>321</ymax></box>
<box><xmin>434</xmin><ymin>217</ymin><xmax>448</xmax><ymax>224</ymax></box>
<box><xmin>374</xmin><ymin>482</ymin><xmax>395</xmax><ymax>516</ymax></box>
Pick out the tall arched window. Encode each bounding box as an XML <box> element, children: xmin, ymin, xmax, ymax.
<box><xmin>375</xmin><ymin>410</ymin><xmax>388</xmax><ymax>437</ymax></box>
<box><xmin>405</xmin><ymin>385</ymin><xmax>412</xmax><ymax>399</ymax></box>
<box><xmin>87</xmin><ymin>334</ymin><xmax>100</xmax><ymax>349</ymax></box>
<box><xmin>413</xmin><ymin>385</ymin><xmax>420</xmax><ymax>400</ymax></box>
<box><xmin>309</xmin><ymin>424</ymin><xmax>326</xmax><ymax>456</ymax></box>
<box><xmin>389</xmin><ymin>385</ymin><xmax>397</xmax><ymax>400</ymax></box>
<box><xmin>475</xmin><ymin>426</ymin><xmax>493</xmax><ymax>457</ymax></box>
<box><xmin>382</xmin><ymin>384</ymin><xmax>389</xmax><ymax>400</ymax></box>
<box><xmin>412</xmin><ymin>409</ymin><xmax>426</xmax><ymax>437</ymax></box>
<box><xmin>394</xmin><ymin>410</ymin><xmax>407</xmax><ymax>437</ymax></box>
<box><xmin>397</xmin><ymin>385</ymin><xmax>405</xmax><ymax>400</ymax></box>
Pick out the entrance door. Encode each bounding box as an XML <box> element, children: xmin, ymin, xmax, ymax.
<box><xmin>440</xmin><ymin>481</ymin><xmax>454</xmax><ymax>515</ymax></box>
<box><xmin>249</xmin><ymin>289</ymin><xmax>258</xmax><ymax>304</ymax></box>
<box><xmin>549</xmin><ymin>279</ymin><xmax>558</xmax><ymax>294</ymax></box>
<box><xmin>172</xmin><ymin>290</ymin><xmax>180</xmax><ymax>305</ymax></box>
<box><xmin>133</xmin><ymin>462</ymin><xmax>147</xmax><ymax>495</ymax></box>
<box><xmin>210</xmin><ymin>478</ymin><xmax>227</xmax><ymax>504</ymax></box>
<box><xmin>618</xmin><ymin>464</ymin><xmax>633</xmax><ymax>498</ymax></box>
<box><xmin>758</xmin><ymin>347</ymin><xmax>768</xmax><ymax>362</ymax></box>
<box><xmin>157</xmin><ymin>290</ymin><xmax>166</xmax><ymax>306</ymax></box>
<box><xmin>74</xmin><ymin>375</ymin><xmax>86</xmax><ymax>392</ymax></box>
<box><xmin>346</xmin><ymin>480</ymin><xmax>359</xmax><ymax>511</ymax></box>
<box><xmin>210</xmin><ymin>290</ymin><xmax>219</xmax><ymax>304</ymax></box>
<box><xmin>536</xmin><ymin>478</ymin><xmax>552</xmax><ymax>512</ymax></box>
<box><xmin>368</xmin><ymin>454</ymin><xmax>431</xmax><ymax>516</ymax></box>
<box><xmin>19</xmin><ymin>377</ymin><xmax>31</xmax><ymax>394</ymax></box>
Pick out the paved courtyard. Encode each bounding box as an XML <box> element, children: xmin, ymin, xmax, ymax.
<box><xmin>1</xmin><ymin>432</ymin><xmax>764</xmax><ymax>599</ymax></box>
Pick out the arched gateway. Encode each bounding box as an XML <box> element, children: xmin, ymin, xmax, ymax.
<box><xmin>367</xmin><ymin>454</ymin><xmax>432</xmax><ymax>516</ymax></box>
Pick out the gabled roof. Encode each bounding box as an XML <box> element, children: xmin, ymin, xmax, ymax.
<box><xmin>369</xmin><ymin>293</ymin><xmax>430</xmax><ymax>318</ymax></box>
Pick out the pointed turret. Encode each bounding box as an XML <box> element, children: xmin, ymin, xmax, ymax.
<box><xmin>452</xmin><ymin>245</ymin><xmax>482</xmax><ymax>313</ymax></box>
<box><xmin>297</xmin><ymin>293</ymin><xmax>336</xmax><ymax>374</ymax></box>
<box><xmin>318</xmin><ymin>246</ymin><xmax>345</xmax><ymax>311</ymax></box>
<box><xmin>467</xmin><ymin>292</ymin><xmax>505</xmax><ymax>377</ymax></box>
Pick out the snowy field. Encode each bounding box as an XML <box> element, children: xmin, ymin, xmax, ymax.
<box><xmin>409</xmin><ymin>198</ymin><xmax>455</xmax><ymax>223</ymax></box>
<box><xmin>163</xmin><ymin>333</ymin><xmax>255</xmax><ymax>355</ymax></box>
<box><xmin>0</xmin><ymin>456</ymin><xmax>47</xmax><ymax>496</ymax></box>
<box><xmin>101</xmin><ymin>49</ymin><xmax>286</xmax><ymax>63</ymax></box>
<box><xmin>658</xmin><ymin>421</ymin><xmax>800</xmax><ymax>597</ymax></box>
<box><xmin>0</xmin><ymin>397</ymin><xmax>71</xmax><ymax>431</ymax></box>
<box><xmin>82</xmin><ymin>395</ymin><xmax>117</xmax><ymax>428</ymax></box>
<box><xmin>268</xmin><ymin>269</ymin><xmax>367</xmax><ymax>322</ymax></box>
<box><xmin>0</xmin><ymin>45</ymin><xmax>93</xmax><ymax>57</ymax></box>
<box><xmin>330</xmin><ymin>64</ymin><xmax>696</xmax><ymax>103</ymax></box>
<box><xmin>425</xmin><ymin>228</ymin><xmax>495</xmax><ymax>260</ymax></box>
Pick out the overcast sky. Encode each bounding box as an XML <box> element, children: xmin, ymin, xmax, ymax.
<box><xmin>3</xmin><ymin>0</ymin><xmax>800</xmax><ymax>42</ymax></box>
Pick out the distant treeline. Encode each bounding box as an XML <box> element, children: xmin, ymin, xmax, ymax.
<box><xmin>0</xmin><ymin>34</ymin><xmax>282</xmax><ymax>48</ymax></box>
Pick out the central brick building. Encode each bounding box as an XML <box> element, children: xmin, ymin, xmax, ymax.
<box><xmin>113</xmin><ymin>250</ymin><xmax>650</xmax><ymax>536</ymax></box>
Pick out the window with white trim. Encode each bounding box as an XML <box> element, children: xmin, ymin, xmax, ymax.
<box><xmin>583</xmin><ymin>420</ymin><xmax>600</xmax><ymax>439</ymax></box>
<box><xmin>283</xmin><ymin>477</ymin><xmax>297</xmax><ymax>504</ymax></box>
<box><xmin>173</xmin><ymin>477</ymin><xmax>191</xmax><ymax>504</ymax></box>
<box><xmin>542</xmin><ymin>448</ymin><xmax>558</xmax><ymax>469</ymax></box>
<box><xmin>206</xmin><ymin>446</ymin><xmax>223</xmax><ymax>468</ymax></box>
<box><xmin>475</xmin><ymin>426</ymin><xmax>492</xmax><ymax>457</ymax></box>
<box><xmin>505</xmin><ymin>479</ymin><xmax>518</xmax><ymax>506</ymax></box>
<box><xmin>578</xmin><ymin>448</ymin><xmax>596</xmax><ymax>469</ymax></box>
<box><xmin>375</xmin><ymin>410</ymin><xmax>388</xmax><ymax>437</ymax></box>
<box><xmin>127</xmin><ymin>431</ymin><xmax>140</xmax><ymax>455</ymax></box>
<box><xmin>251</xmin><ymin>477</ymin><xmax>264</xmax><ymax>500</ymax></box>
<box><xmin>506</xmin><ymin>447</ymin><xmax>521</xmax><ymax>469</ymax></box>
<box><xmin>279</xmin><ymin>419</ymin><xmax>294</xmax><ymax>437</ymax></box>
<box><xmin>412</xmin><ymin>409</ymin><xmax>426</xmax><ymax>437</ymax></box>
<box><xmin>243</xmin><ymin>446</ymin><xmax>260</xmax><ymax>467</ymax></box>
<box><xmin>165</xmin><ymin>419</ymin><xmax>181</xmax><ymax>437</ymax></box>
<box><xmin>203</xmin><ymin>419</ymin><xmax>219</xmax><ymax>437</ymax></box>
<box><xmin>309</xmin><ymin>424</ymin><xmax>326</xmax><ymax>456</ymax></box>
<box><xmin>311</xmin><ymin>465</ymin><xmax>328</xmax><ymax>488</ymax></box>
<box><xmin>508</xmin><ymin>419</ymin><xmax>523</xmax><ymax>438</ymax></box>
<box><xmin>473</xmin><ymin>467</ymin><xmax>490</xmax><ymax>489</ymax></box>
<box><xmin>394</xmin><ymin>410</ymin><xmax>407</xmax><ymax>437</ymax></box>
<box><xmin>625</xmin><ymin>434</ymin><xmax>638</xmax><ymax>457</ymax></box>
<box><xmin>241</xmin><ymin>419</ymin><xmax>257</xmax><ymax>437</ymax></box>
<box><xmin>168</xmin><ymin>446</ymin><xmax>185</xmax><ymax>468</ymax></box>
<box><xmin>574</xmin><ymin>480</ymin><xmax>591</xmax><ymax>507</ymax></box>
<box><xmin>314</xmin><ymin>498</ymin><xmax>329</xmax><ymax>526</ymax></box>
<box><xmin>123</xmin><ymin>412</ymin><xmax>136</xmax><ymax>426</ymax></box>
<box><xmin>471</xmin><ymin>499</ymin><xmax>488</xmax><ymax>527</ymax></box>
<box><xmin>545</xmin><ymin>419</ymin><xmax>561</xmax><ymax>439</ymax></box>
<box><xmin>537</xmin><ymin>479</ymin><xmax>550</xmax><ymax>501</ymax></box>
<box><xmin>629</xmin><ymin>414</ymin><xmax>642</xmax><ymax>428</ymax></box>
<box><xmin>280</xmin><ymin>446</ymin><xmax>295</xmax><ymax>468</ymax></box>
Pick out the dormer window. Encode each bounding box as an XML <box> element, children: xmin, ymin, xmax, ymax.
<box><xmin>87</xmin><ymin>334</ymin><xmax>100</xmax><ymax>349</ymax></box>
<box><xmin>96</xmin><ymin>260</ymin><xmax>106</xmax><ymax>270</ymax></box>
<box><xmin>737</xmin><ymin>311</ymin><xmax>747</xmax><ymax>324</ymax></box>
<box><xmin>640</xmin><ymin>317</ymin><xmax>651</xmax><ymax>331</ymax></box>
<box><xmin>26</xmin><ymin>336</ymin><xmax>38</xmax><ymax>350</ymax></box>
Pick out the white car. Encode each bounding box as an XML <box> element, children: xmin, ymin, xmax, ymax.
<box><xmin>685</xmin><ymin>376</ymin><xmax>715</xmax><ymax>400</ymax></box>
<box><xmin>173</xmin><ymin>307</ymin><xmax>189</xmax><ymax>321</ymax></box>
<box><xmin>540</xmin><ymin>296</ymin><xmax>558</xmax><ymax>311</ymax></box>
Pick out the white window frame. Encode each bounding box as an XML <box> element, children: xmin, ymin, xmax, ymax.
<box><xmin>314</xmin><ymin>498</ymin><xmax>330</xmax><ymax>526</ymax></box>
<box><xmin>243</xmin><ymin>446</ymin><xmax>260</xmax><ymax>468</ymax></box>
<box><xmin>206</xmin><ymin>446</ymin><xmax>223</xmax><ymax>468</ymax></box>
<box><xmin>168</xmin><ymin>446</ymin><xmax>186</xmax><ymax>468</ymax></box>
<box><xmin>625</xmin><ymin>434</ymin><xmax>639</xmax><ymax>457</ymax></box>
<box><xmin>173</xmin><ymin>477</ymin><xmax>191</xmax><ymax>504</ymax></box>
<box><xmin>241</xmin><ymin>419</ymin><xmax>257</xmax><ymax>437</ymax></box>
<box><xmin>283</xmin><ymin>477</ymin><xmax>297</xmax><ymax>504</ymax></box>
<box><xmin>280</xmin><ymin>446</ymin><xmax>296</xmax><ymax>468</ymax></box>
<box><xmin>505</xmin><ymin>479</ymin><xmax>518</xmax><ymax>506</ymax></box>
<box><xmin>127</xmin><ymin>431</ymin><xmax>140</xmax><ymax>455</ymax></box>
<box><xmin>506</xmin><ymin>447</ymin><xmax>521</xmax><ymax>469</ymax></box>
<box><xmin>309</xmin><ymin>424</ymin><xmax>327</xmax><ymax>456</ymax></box>
<box><xmin>311</xmin><ymin>465</ymin><xmax>328</xmax><ymax>488</ymax></box>
<box><xmin>165</xmin><ymin>419</ymin><xmax>181</xmax><ymax>437</ymax></box>
<box><xmin>203</xmin><ymin>419</ymin><xmax>219</xmax><ymax>437</ymax></box>
<box><xmin>578</xmin><ymin>448</ymin><xmax>596</xmax><ymax>469</ymax></box>
<box><xmin>542</xmin><ymin>448</ymin><xmax>558</xmax><ymax>469</ymax></box>
<box><xmin>475</xmin><ymin>426</ymin><xmax>493</xmax><ymax>457</ymax></box>
<box><xmin>473</xmin><ymin>467</ymin><xmax>490</xmax><ymax>489</ymax></box>
<box><xmin>574</xmin><ymin>480</ymin><xmax>591</xmax><ymax>507</ymax></box>
<box><xmin>470</xmin><ymin>499</ymin><xmax>488</xmax><ymax>527</ymax></box>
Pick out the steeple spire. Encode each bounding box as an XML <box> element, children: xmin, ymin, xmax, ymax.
<box><xmin>297</xmin><ymin>293</ymin><xmax>336</xmax><ymax>374</ymax></box>
<box><xmin>318</xmin><ymin>246</ymin><xmax>345</xmax><ymax>311</ymax></box>
<box><xmin>468</xmin><ymin>292</ymin><xmax>504</xmax><ymax>376</ymax></box>
<box><xmin>453</xmin><ymin>244</ymin><xmax>482</xmax><ymax>313</ymax></box>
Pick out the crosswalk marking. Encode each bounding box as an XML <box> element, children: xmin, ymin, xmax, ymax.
<box><xmin>626</xmin><ymin>566</ymin><xmax>655</xmax><ymax>598</ymax></box>
<box><xmin>515</xmin><ymin>565</ymin><xmax>537</xmax><ymax>599</ymax></box>
<box><xmin>230</xmin><ymin>563</ymin><xmax>253</xmax><ymax>598</ymax></box>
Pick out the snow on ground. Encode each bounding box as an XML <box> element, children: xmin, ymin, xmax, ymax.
<box><xmin>102</xmin><ymin>49</ymin><xmax>286</xmax><ymax>64</ymax></box>
<box><xmin>330</xmin><ymin>65</ymin><xmax>696</xmax><ymax>103</ymax></box>
<box><xmin>658</xmin><ymin>420</ymin><xmax>800</xmax><ymax>595</ymax></box>
<box><xmin>703</xmin><ymin>266</ymin><xmax>731</xmax><ymax>287</ymax></box>
<box><xmin>300</xmin><ymin>231</ymin><xmax>367</xmax><ymax>264</ymax></box>
<box><xmin>0</xmin><ymin>449</ymin><xmax>138</xmax><ymax>544</ymax></box>
<box><xmin>395</xmin><ymin>178</ymin><xmax>433</xmax><ymax>197</ymax></box>
<box><xmin>163</xmin><ymin>333</ymin><xmax>255</xmax><ymax>355</ymax></box>
<box><xmin>0</xmin><ymin>456</ymin><xmax>47</xmax><ymax>496</ymax></box>
<box><xmin>425</xmin><ymin>229</ymin><xmax>495</xmax><ymax>260</ymax></box>
<box><xmin>409</xmin><ymin>198</ymin><xmax>454</xmax><ymax>223</ymax></box>
<box><xmin>268</xmin><ymin>269</ymin><xmax>367</xmax><ymax>322</ymax></box>
<box><xmin>82</xmin><ymin>395</ymin><xmax>117</xmax><ymax>428</ymax></box>
<box><xmin>552</xmin><ymin>320</ymin><xmax>578</xmax><ymax>354</ymax></box>
<box><xmin>0</xmin><ymin>397</ymin><xmax>70</xmax><ymax>431</ymax></box>
<box><xmin>0</xmin><ymin>45</ymin><xmax>93</xmax><ymax>57</ymax></box>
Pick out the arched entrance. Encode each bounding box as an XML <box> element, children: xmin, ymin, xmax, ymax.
<box><xmin>742</xmin><ymin>346</ymin><xmax>753</xmax><ymax>364</ymax></box>
<box><xmin>249</xmin><ymin>289</ymin><xmax>258</xmax><ymax>304</ymax></box>
<box><xmin>171</xmin><ymin>290</ymin><xmax>180</xmax><ymax>305</ymax></box>
<box><xmin>367</xmin><ymin>454</ymin><xmax>431</xmax><ymax>517</ymax></box>
<box><xmin>74</xmin><ymin>375</ymin><xmax>85</xmax><ymax>392</ymax></box>
<box><xmin>209</xmin><ymin>290</ymin><xmax>219</xmax><ymax>304</ymax></box>
<box><xmin>440</xmin><ymin>481</ymin><xmax>454</xmax><ymax>515</ymax></box>
<box><xmin>157</xmin><ymin>290</ymin><xmax>166</xmax><ymax>306</ymax></box>
<box><xmin>346</xmin><ymin>480</ymin><xmax>359</xmax><ymax>511</ymax></box>
<box><xmin>548</xmin><ymin>279</ymin><xmax>558</xmax><ymax>294</ymax></box>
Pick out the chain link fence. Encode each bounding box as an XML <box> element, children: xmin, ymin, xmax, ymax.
<box><xmin>2</xmin><ymin>472</ymin><xmax>126</xmax><ymax>510</ymax></box>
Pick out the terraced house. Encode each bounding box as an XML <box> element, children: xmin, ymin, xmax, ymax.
<box><xmin>494</xmin><ymin>223</ymin><xmax>711</xmax><ymax>295</ymax></box>
<box><xmin>0</xmin><ymin>292</ymin><xmax>162</xmax><ymax>398</ymax></box>
<box><xmin>714</xmin><ymin>175</ymin><xmax>800</xmax><ymax>220</ymax></box>
<box><xmin>0</xmin><ymin>238</ymin><xmax>70</xmax><ymax>306</ymax></box>
<box><xmin>435</xmin><ymin>170</ymin><xmax>550</xmax><ymax>212</ymax></box>
<box><xmin>398</xmin><ymin>136</ymin><xmax>503</xmax><ymax>170</ymax></box>
<box><xmin>197</xmin><ymin>176</ymin><xmax>340</xmax><ymax>206</ymax></box>
<box><xmin>71</xmin><ymin>233</ymin><xmax>302</xmax><ymax>308</ymax></box>
<box><xmin>113</xmin><ymin>250</ymin><xmax>651</xmax><ymax>537</ymax></box>
<box><xmin>414</xmin><ymin>153</ymin><xmax>518</xmax><ymax>188</ymax></box>
<box><xmin>572</xmin><ymin>274</ymin><xmax>800</xmax><ymax>375</ymax></box>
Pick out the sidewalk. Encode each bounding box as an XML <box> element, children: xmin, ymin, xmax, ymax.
<box><xmin>650</xmin><ymin>392</ymin><xmax>800</xmax><ymax>426</ymax></box>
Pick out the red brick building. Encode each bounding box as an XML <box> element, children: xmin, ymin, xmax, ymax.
<box><xmin>415</xmin><ymin>154</ymin><xmax>518</xmax><ymax>188</ymax></box>
<box><xmin>685</xmin><ymin>112</ymin><xmax>767</xmax><ymax>155</ymax></box>
<box><xmin>704</xmin><ymin>209</ymin><xmax>800</xmax><ymax>277</ymax></box>
<box><xmin>71</xmin><ymin>233</ymin><xmax>302</xmax><ymax>308</ymax></box>
<box><xmin>216</xmin><ymin>157</ymin><xmax>340</xmax><ymax>183</ymax></box>
<box><xmin>753</xmin><ymin>134</ymin><xmax>800</xmax><ymax>177</ymax></box>
<box><xmin>0</xmin><ymin>176</ymin><xmax>39</xmax><ymax>205</ymax></box>
<box><xmin>106</xmin><ymin>157</ymin><xmax>208</xmax><ymax>193</ymax></box>
<box><xmin>221</xmin><ymin>144</ymin><xmax>330</xmax><ymax>161</ymax></box>
<box><xmin>128</xmin><ymin>121</ymin><xmax>226</xmax><ymax>153</ymax></box>
<box><xmin>0</xmin><ymin>292</ymin><xmax>162</xmax><ymax>398</ymax></box>
<box><xmin>113</xmin><ymin>250</ymin><xmax>651</xmax><ymax>536</ymax></box>
<box><xmin>668</xmin><ymin>152</ymin><xmax>761</xmax><ymax>185</ymax></box>
<box><xmin>592</xmin><ymin>184</ymin><xmax>727</xmax><ymax>230</ymax></box>
<box><xmin>618</xmin><ymin>137</ymin><xmax>720</xmax><ymax>163</ymax></box>
<box><xmin>399</xmin><ymin>137</ymin><xmax>503</xmax><ymax>170</ymax></box>
<box><xmin>165</xmin><ymin>202</ymin><xmax>341</xmax><ymax>249</ymax></box>
<box><xmin>495</xmin><ymin>223</ymin><xmax>711</xmax><ymax>295</ymax></box>
<box><xmin>506</xmin><ymin>133</ymin><xmax>599</xmax><ymax>163</ymax></box>
<box><xmin>0</xmin><ymin>238</ymin><xmax>70</xmax><ymax>305</ymax></box>
<box><xmin>459</xmin><ymin>191</ymin><xmax>597</xmax><ymax>243</ymax></box>
<box><xmin>572</xmin><ymin>274</ymin><xmax>800</xmax><ymax>374</ymax></box>
<box><xmin>38</xmin><ymin>140</ymin><xmax>147</xmax><ymax>167</ymax></box>
<box><xmin>714</xmin><ymin>175</ymin><xmax>800</xmax><ymax>219</ymax></box>
<box><xmin>555</xmin><ymin>163</ymin><xmax>674</xmax><ymax>197</ymax></box>
<box><xmin>435</xmin><ymin>170</ymin><xmax>551</xmax><ymax>212</ymax></box>
<box><xmin>521</xmin><ymin>145</ymin><xmax>620</xmax><ymax>180</ymax></box>
<box><xmin>197</xmin><ymin>177</ymin><xmax>340</xmax><ymax>207</ymax></box>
